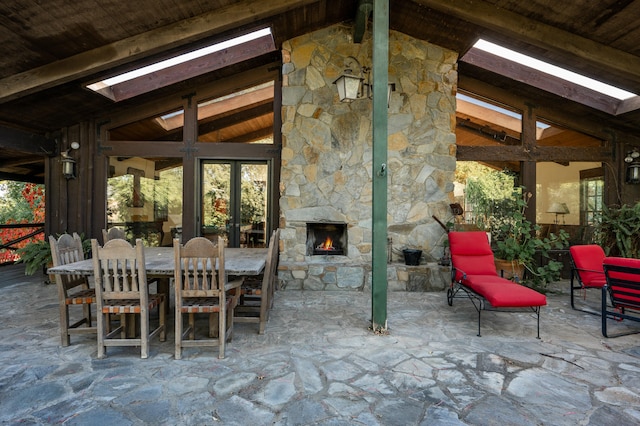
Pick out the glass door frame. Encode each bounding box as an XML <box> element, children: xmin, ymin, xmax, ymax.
<box><xmin>199</xmin><ymin>159</ymin><xmax>272</xmax><ymax>248</ymax></box>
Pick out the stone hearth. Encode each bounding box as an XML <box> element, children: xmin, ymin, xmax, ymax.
<box><xmin>278</xmin><ymin>24</ymin><xmax>456</xmax><ymax>291</ymax></box>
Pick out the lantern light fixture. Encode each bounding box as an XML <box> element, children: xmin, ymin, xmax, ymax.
<box><xmin>333</xmin><ymin>56</ymin><xmax>395</xmax><ymax>105</ymax></box>
<box><xmin>624</xmin><ymin>147</ymin><xmax>640</xmax><ymax>184</ymax></box>
<box><xmin>61</xmin><ymin>142</ymin><xmax>80</xmax><ymax>179</ymax></box>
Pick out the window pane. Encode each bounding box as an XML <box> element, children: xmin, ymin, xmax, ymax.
<box><xmin>536</xmin><ymin>162</ymin><xmax>602</xmax><ymax>226</ymax></box>
<box><xmin>108</xmin><ymin>107</ymin><xmax>184</xmax><ymax>141</ymax></box>
<box><xmin>197</xmin><ymin>82</ymin><xmax>274</xmax><ymax>144</ymax></box>
<box><xmin>107</xmin><ymin>157</ymin><xmax>183</xmax><ymax>246</ymax></box>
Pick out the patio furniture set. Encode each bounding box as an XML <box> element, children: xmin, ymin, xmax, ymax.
<box><xmin>447</xmin><ymin>231</ymin><xmax>640</xmax><ymax>338</ymax></box>
<box><xmin>48</xmin><ymin>228</ymin><xmax>280</xmax><ymax>359</ymax></box>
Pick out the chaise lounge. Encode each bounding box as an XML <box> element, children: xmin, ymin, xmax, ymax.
<box><xmin>447</xmin><ymin>231</ymin><xmax>547</xmax><ymax>338</ymax></box>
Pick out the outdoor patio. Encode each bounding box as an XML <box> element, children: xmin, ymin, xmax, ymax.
<box><xmin>1</xmin><ymin>263</ymin><xmax>640</xmax><ymax>425</ymax></box>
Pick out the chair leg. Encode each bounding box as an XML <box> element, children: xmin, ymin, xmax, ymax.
<box><xmin>219</xmin><ymin>311</ymin><xmax>226</xmax><ymax>359</ymax></box>
<box><xmin>140</xmin><ymin>308</ymin><xmax>149</xmax><ymax>359</ymax></box>
<box><xmin>83</xmin><ymin>303</ymin><xmax>92</xmax><ymax>327</ymax></box>
<box><xmin>209</xmin><ymin>313</ymin><xmax>216</xmax><ymax>338</ymax></box>
<box><xmin>60</xmin><ymin>303</ymin><xmax>70</xmax><ymax>347</ymax></box>
<box><xmin>227</xmin><ymin>301</ymin><xmax>235</xmax><ymax>342</ymax></box>
<box><xmin>175</xmin><ymin>311</ymin><xmax>183</xmax><ymax>360</ymax></box>
<box><xmin>97</xmin><ymin>311</ymin><xmax>106</xmax><ymax>359</ymax></box>
<box><xmin>188</xmin><ymin>314</ymin><xmax>195</xmax><ymax>340</ymax></box>
<box><xmin>159</xmin><ymin>297</ymin><xmax>166</xmax><ymax>342</ymax></box>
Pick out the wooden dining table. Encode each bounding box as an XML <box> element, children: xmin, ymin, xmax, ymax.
<box><xmin>48</xmin><ymin>246</ymin><xmax>268</xmax><ymax>291</ymax></box>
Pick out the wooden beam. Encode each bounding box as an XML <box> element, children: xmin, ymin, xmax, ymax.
<box><xmin>0</xmin><ymin>0</ymin><xmax>316</xmax><ymax>103</ymax></box>
<box><xmin>0</xmin><ymin>125</ymin><xmax>55</xmax><ymax>155</ymax></box>
<box><xmin>456</xmin><ymin>145</ymin><xmax>612</xmax><ymax>162</ymax></box>
<box><xmin>462</xmin><ymin>49</ymin><xmax>620</xmax><ymax>115</ymax></box>
<box><xmin>458</xmin><ymin>76</ymin><xmax>631</xmax><ymax>143</ymax></box>
<box><xmin>225</xmin><ymin>126</ymin><xmax>274</xmax><ymax>143</ymax></box>
<box><xmin>415</xmin><ymin>0</ymin><xmax>640</xmax><ymax>86</ymax></box>
<box><xmin>103</xmin><ymin>61</ymin><xmax>280</xmax><ymax>129</ymax></box>
<box><xmin>0</xmin><ymin>172</ymin><xmax>44</xmax><ymax>184</ymax></box>
<box><xmin>108</xmin><ymin>35</ymin><xmax>276</xmax><ymax>102</ymax></box>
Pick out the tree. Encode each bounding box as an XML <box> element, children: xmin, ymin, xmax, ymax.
<box><xmin>0</xmin><ymin>182</ymin><xmax>45</xmax><ymax>263</ymax></box>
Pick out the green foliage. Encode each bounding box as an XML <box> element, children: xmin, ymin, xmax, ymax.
<box><xmin>202</xmin><ymin>163</ymin><xmax>266</xmax><ymax>229</ymax></box>
<box><xmin>492</xmin><ymin>188</ymin><xmax>569</xmax><ymax>288</ymax></box>
<box><xmin>462</xmin><ymin>165</ymin><xmax>517</xmax><ymax>231</ymax></box>
<box><xmin>0</xmin><ymin>181</ymin><xmax>44</xmax><ymax>223</ymax></box>
<box><xmin>15</xmin><ymin>239</ymin><xmax>51</xmax><ymax>275</ymax></box>
<box><xmin>594</xmin><ymin>202</ymin><xmax>640</xmax><ymax>258</ymax></box>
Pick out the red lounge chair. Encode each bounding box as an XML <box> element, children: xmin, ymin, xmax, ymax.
<box><xmin>569</xmin><ymin>245</ymin><xmax>606</xmax><ymax>314</ymax></box>
<box><xmin>448</xmin><ymin>231</ymin><xmax>547</xmax><ymax>338</ymax></box>
<box><xmin>602</xmin><ymin>257</ymin><xmax>640</xmax><ymax>338</ymax></box>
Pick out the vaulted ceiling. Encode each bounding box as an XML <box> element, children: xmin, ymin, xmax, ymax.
<box><xmin>1</xmin><ymin>0</ymin><xmax>640</xmax><ymax>181</ymax></box>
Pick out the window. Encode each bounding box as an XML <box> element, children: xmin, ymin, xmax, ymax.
<box><xmin>581</xmin><ymin>170</ymin><xmax>604</xmax><ymax>226</ymax></box>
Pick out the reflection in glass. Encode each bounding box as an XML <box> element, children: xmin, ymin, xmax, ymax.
<box><xmin>107</xmin><ymin>157</ymin><xmax>183</xmax><ymax>246</ymax></box>
<box><xmin>108</xmin><ymin>108</ymin><xmax>184</xmax><ymax>141</ymax></box>
<box><xmin>201</xmin><ymin>162</ymin><xmax>269</xmax><ymax>247</ymax></box>
<box><xmin>202</xmin><ymin>163</ymin><xmax>231</xmax><ymax>244</ymax></box>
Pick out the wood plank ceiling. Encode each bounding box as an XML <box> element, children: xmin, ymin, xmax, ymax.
<box><xmin>0</xmin><ymin>0</ymin><xmax>640</xmax><ymax>180</ymax></box>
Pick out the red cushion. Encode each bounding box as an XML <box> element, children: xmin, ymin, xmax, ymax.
<box><xmin>449</xmin><ymin>231</ymin><xmax>493</xmax><ymax>256</ymax></box>
<box><xmin>449</xmin><ymin>232</ymin><xmax>498</xmax><ymax>280</ymax></box>
<box><xmin>603</xmin><ymin>257</ymin><xmax>640</xmax><ymax>308</ymax></box>
<box><xmin>462</xmin><ymin>275</ymin><xmax>547</xmax><ymax>308</ymax></box>
<box><xmin>570</xmin><ymin>245</ymin><xmax>606</xmax><ymax>288</ymax></box>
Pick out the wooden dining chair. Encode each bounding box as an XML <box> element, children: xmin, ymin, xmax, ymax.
<box><xmin>234</xmin><ymin>229</ymin><xmax>280</xmax><ymax>334</ymax></box>
<box><xmin>174</xmin><ymin>236</ymin><xmax>235</xmax><ymax>359</ymax></box>
<box><xmin>49</xmin><ymin>233</ymin><xmax>96</xmax><ymax>346</ymax></box>
<box><xmin>102</xmin><ymin>227</ymin><xmax>126</xmax><ymax>244</ymax></box>
<box><xmin>91</xmin><ymin>238</ymin><xmax>166</xmax><ymax>359</ymax></box>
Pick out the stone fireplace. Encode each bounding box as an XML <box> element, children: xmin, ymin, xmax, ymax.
<box><xmin>278</xmin><ymin>24</ymin><xmax>456</xmax><ymax>291</ymax></box>
<box><xmin>307</xmin><ymin>222</ymin><xmax>347</xmax><ymax>256</ymax></box>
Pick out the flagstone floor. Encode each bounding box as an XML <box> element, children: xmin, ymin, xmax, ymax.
<box><xmin>1</xmin><ymin>264</ymin><xmax>640</xmax><ymax>425</ymax></box>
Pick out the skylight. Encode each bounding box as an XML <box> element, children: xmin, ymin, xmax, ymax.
<box><xmin>86</xmin><ymin>27</ymin><xmax>275</xmax><ymax>101</ymax></box>
<box><xmin>473</xmin><ymin>39</ymin><xmax>636</xmax><ymax>101</ymax></box>
<box><xmin>457</xmin><ymin>93</ymin><xmax>521</xmax><ymax>120</ymax></box>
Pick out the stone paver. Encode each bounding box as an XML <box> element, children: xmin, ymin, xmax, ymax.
<box><xmin>1</xmin><ymin>270</ymin><xmax>640</xmax><ymax>425</ymax></box>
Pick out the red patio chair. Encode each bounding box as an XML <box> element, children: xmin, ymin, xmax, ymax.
<box><xmin>448</xmin><ymin>231</ymin><xmax>546</xmax><ymax>338</ymax></box>
<box><xmin>602</xmin><ymin>257</ymin><xmax>640</xmax><ymax>338</ymax></box>
<box><xmin>569</xmin><ymin>245</ymin><xmax>606</xmax><ymax>315</ymax></box>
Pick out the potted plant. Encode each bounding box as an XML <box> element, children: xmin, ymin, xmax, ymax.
<box><xmin>593</xmin><ymin>201</ymin><xmax>640</xmax><ymax>258</ymax></box>
<box><xmin>491</xmin><ymin>189</ymin><xmax>569</xmax><ymax>288</ymax></box>
<box><xmin>15</xmin><ymin>238</ymin><xmax>52</xmax><ymax>276</ymax></box>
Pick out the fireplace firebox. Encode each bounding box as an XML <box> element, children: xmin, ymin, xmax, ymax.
<box><xmin>306</xmin><ymin>222</ymin><xmax>347</xmax><ymax>256</ymax></box>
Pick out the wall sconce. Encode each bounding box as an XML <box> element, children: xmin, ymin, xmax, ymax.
<box><xmin>61</xmin><ymin>141</ymin><xmax>80</xmax><ymax>179</ymax></box>
<box><xmin>333</xmin><ymin>56</ymin><xmax>395</xmax><ymax>104</ymax></box>
<box><xmin>624</xmin><ymin>147</ymin><xmax>640</xmax><ymax>184</ymax></box>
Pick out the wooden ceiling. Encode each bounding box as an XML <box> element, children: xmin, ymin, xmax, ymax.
<box><xmin>1</xmin><ymin>0</ymin><xmax>640</xmax><ymax>181</ymax></box>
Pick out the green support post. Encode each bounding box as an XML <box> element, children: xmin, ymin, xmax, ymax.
<box><xmin>371</xmin><ymin>0</ymin><xmax>389</xmax><ymax>332</ymax></box>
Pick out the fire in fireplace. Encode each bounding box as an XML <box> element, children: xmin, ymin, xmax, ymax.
<box><xmin>306</xmin><ymin>222</ymin><xmax>347</xmax><ymax>256</ymax></box>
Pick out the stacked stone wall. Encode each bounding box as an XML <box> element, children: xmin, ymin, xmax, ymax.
<box><xmin>279</xmin><ymin>24</ymin><xmax>457</xmax><ymax>291</ymax></box>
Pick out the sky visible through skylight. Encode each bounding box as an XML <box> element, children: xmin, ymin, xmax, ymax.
<box><xmin>474</xmin><ymin>39</ymin><xmax>637</xmax><ymax>101</ymax></box>
<box><xmin>88</xmin><ymin>27</ymin><xmax>272</xmax><ymax>91</ymax></box>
